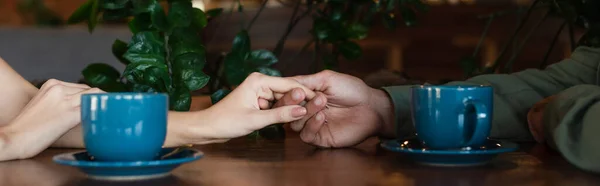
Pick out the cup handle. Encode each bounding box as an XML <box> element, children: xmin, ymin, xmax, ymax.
<box><xmin>463</xmin><ymin>99</ymin><xmax>490</xmax><ymax>147</ymax></box>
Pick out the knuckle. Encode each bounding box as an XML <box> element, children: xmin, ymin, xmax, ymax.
<box><xmin>248</xmin><ymin>72</ymin><xmax>265</xmax><ymax>80</ymax></box>
<box><xmin>320</xmin><ymin>70</ymin><xmax>335</xmax><ymax>76</ymax></box>
<box><xmin>41</xmin><ymin>79</ymin><xmax>60</xmax><ymax>89</ymax></box>
<box><xmin>45</xmin><ymin>78</ymin><xmax>61</xmax><ymax>85</ymax></box>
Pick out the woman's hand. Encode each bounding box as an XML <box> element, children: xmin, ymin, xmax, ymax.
<box><xmin>186</xmin><ymin>73</ymin><xmax>317</xmax><ymax>142</ymax></box>
<box><xmin>0</xmin><ymin>79</ymin><xmax>103</xmax><ymax>160</ymax></box>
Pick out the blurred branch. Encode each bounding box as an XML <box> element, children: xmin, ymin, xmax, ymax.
<box><xmin>503</xmin><ymin>11</ymin><xmax>550</xmax><ymax>73</ymax></box>
<box><xmin>246</xmin><ymin>0</ymin><xmax>269</xmax><ymax>31</ymax></box>
<box><xmin>473</xmin><ymin>15</ymin><xmax>494</xmax><ymax>57</ymax></box>
<box><xmin>483</xmin><ymin>0</ymin><xmax>541</xmax><ymax>73</ymax></box>
<box><xmin>540</xmin><ymin>21</ymin><xmax>567</xmax><ymax>69</ymax></box>
<box><xmin>273</xmin><ymin>0</ymin><xmax>313</xmax><ymax>56</ymax></box>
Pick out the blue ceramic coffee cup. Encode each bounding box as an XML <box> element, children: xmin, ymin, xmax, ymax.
<box><xmin>410</xmin><ymin>85</ymin><xmax>492</xmax><ymax>149</ymax></box>
<box><xmin>81</xmin><ymin>93</ymin><xmax>168</xmax><ymax>162</ymax></box>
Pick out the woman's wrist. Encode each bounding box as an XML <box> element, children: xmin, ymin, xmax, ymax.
<box><xmin>166</xmin><ymin>110</ymin><xmax>228</xmax><ymax>147</ymax></box>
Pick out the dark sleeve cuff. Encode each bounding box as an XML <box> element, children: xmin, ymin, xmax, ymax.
<box><xmin>381</xmin><ymin>86</ymin><xmax>416</xmax><ymax>139</ymax></box>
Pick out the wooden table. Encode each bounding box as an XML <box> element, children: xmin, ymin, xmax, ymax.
<box><xmin>1</xmin><ymin>134</ymin><xmax>599</xmax><ymax>186</ymax></box>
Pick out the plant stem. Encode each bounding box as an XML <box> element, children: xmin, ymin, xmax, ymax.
<box><xmin>503</xmin><ymin>11</ymin><xmax>549</xmax><ymax>73</ymax></box>
<box><xmin>483</xmin><ymin>0</ymin><xmax>541</xmax><ymax>74</ymax></box>
<box><xmin>209</xmin><ymin>54</ymin><xmax>226</xmax><ymax>92</ymax></box>
<box><xmin>246</xmin><ymin>0</ymin><xmax>269</xmax><ymax>31</ymax></box>
<box><xmin>540</xmin><ymin>21</ymin><xmax>567</xmax><ymax>69</ymax></box>
<box><xmin>217</xmin><ymin>53</ymin><xmax>231</xmax><ymax>90</ymax></box>
<box><xmin>273</xmin><ymin>0</ymin><xmax>303</xmax><ymax>57</ymax></box>
<box><xmin>473</xmin><ymin>15</ymin><xmax>494</xmax><ymax>57</ymax></box>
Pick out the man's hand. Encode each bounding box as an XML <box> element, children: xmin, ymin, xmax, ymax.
<box><xmin>274</xmin><ymin>70</ymin><xmax>395</xmax><ymax>148</ymax></box>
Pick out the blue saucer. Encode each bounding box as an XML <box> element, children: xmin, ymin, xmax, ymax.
<box><xmin>53</xmin><ymin>147</ymin><xmax>203</xmax><ymax>181</ymax></box>
<box><xmin>381</xmin><ymin>138</ymin><xmax>518</xmax><ymax>167</ymax></box>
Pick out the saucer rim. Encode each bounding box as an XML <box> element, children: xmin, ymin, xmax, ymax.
<box><xmin>380</xmin><ymin>139</ymin><xmax>519</xmax><ymax>155</ymax></box>
<box><xmin>52</xmin><ymin>147</ymin><xmax>203</xmax><ymax>168</ymax></box>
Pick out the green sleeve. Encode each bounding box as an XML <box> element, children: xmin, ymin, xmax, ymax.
<box><xmin>542</xmin><ymin>85</ymin><xmax>600</xmax><ymax>173</ymax></box>
<box><xmin>382</xmin><ymin>46</ymin><xmax>600</xmax><ymax>141</ymax></box>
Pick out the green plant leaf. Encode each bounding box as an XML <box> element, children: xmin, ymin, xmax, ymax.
<box><xmin>256</xmin><ymin>67</ymin><xmax>281</xmax><ymax>77</ymax></box>
<box><xmin>224</xmin><ymin>52</ymin><xmax>247</xmax><ymax>86</ymax></box>
<box><xmin>81</xmin><ymin>63</ymin><xmax>128</xmax><ymax>92</ymax></box>
<box><xmin>128</xmin><ymin>13</ymin><xmax>152</xmax><ymax>33</ymax></box>
<box><xmin>82</xmin><ymin>63</ymin><xmax>121</xmax><ymax>86</ymax></box>
<box><xmin>206</xmin><ymin>8</ymin><xmax>223</xmax><ymax>18</ymax></box>
<box><xmin>102</xmin><ymin>0</ymin><xmax>129</xmax><ymax>10</ymax></box>
<box><xmin>67</xmin><ymin>0</ymin><xmax>94</xmax><ymax>24</ymax></box>
<box><xmin>131</xmin><ymin>0</ymin><xmax>168</xmax><ymax>31</ymax></box>
<box><xmin>103</xmin><ymin>82</ymin><xmax>129</xmax><ymax>92</ymax></box>
<box><xmin>330</xmin><ymin>5</ymin><xmax>345</xmax><ymax>22</ymax></box>
<box><xmin>400</xmin><ymin>6</ymin><xmax>416</xmax><ymax>26</ymax></box>
<box><xmin>322</xmin><ymin>54</ymin><xmax>338</xmax><ymax>70</ymax></box>
<box><xmin>103</xmin><ymin>8</ymin><xmax>131</xmax><ymax>21</ymax></box>
<box><xmin>169</xmin><ymin>86</ymin><xmax>191</xmax><ymax>111</ymax></box>
<box><xmin>313</xmin><ymin>18</ymin><xmax>332</xmax><ymax>41</ymax></box>
<box><xmin>172</xmin><ymin>53</ymin><xmax>210</xmax><ymax>91</ymax></box>
<box><xmin>210</xmin><ymin>89</ymin><xmax>231</xmax><ymax>104</ymax></box>
<box><xmin>150</xmin><ymin>3</ymin><xmax>169</xmax><ymax>31</ymax></box>
<box><xmin>345</xmin><ymin>23</ymin><xmax>368</xmax><ymax>39</ymax></box>
<box><xmin>382</xmin><ymin>13</ymin><xmax>396</xmax><ymax>30</ymax></box>
<box><xmin>123</xmin><ymin>61</ymin><xmax>170</xmax><ymax>91</ymax></box>
<box><xmin>132</xmin><ymin>83</ymin><xmax>157</xmax><ymax>92</ymax></box>
<box><xmin>232</xmin><ymin>30</ymin><xmax>251</xmax><ymax>56</ymax></box>
<box><xmin>338</xmin><ymin>41</ymin><xmax>362</xmax><ymax>60</ymax></box>
<box><xmin>87</xmin><ymin>0</ymin><xmax>100</xmax><ymax>33</ymax></box>
<box><xmin>124</xmin><ymin>31</ymin><xmax>166</xmax><ymax>64</ymax></box>
<box><xmin>191</xmin><ymin>8</ymin><xmax>208</xmax><ymax>28</ymax></box>
<box><xmin>112</xmin><ymin>39</ymin><xmax>130</xmax><ymax>65</ymax></box>
<box><xmin>247</xmin><ymin>49</ymin><xmax>278</xmax><ymax>66</ymax></box>
<box><xmin>167</xmin><ymin>0</ymin><xmax>193</xmax><ymax>28</ymax></box>
<box><xmin>131</xmin><ymin>0</ymin><xmax>155</xmax><ymax>14</ymax></box>
<box><xmin>386</xmin><ymin>0</ymin><xmax>397</xmax><ymax>12</ymax></box>
<box><xmin>238</xmin><ymin>3</ymin><xmax>244</xmax><ymax>12</ymax></box>
<box><xmin>169</xmin><ymin>28</ymin><xmax>204</xmax><ymax>58</ymax></box>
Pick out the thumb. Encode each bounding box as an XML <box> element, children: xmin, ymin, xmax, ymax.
<box><xmin>253</xmin><ymin>105</ymin><xmax>307</xmax><ymax>127</ymax></box>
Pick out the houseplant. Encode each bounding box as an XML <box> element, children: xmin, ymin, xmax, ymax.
<box><xmin>69</xmin><ymin>0</ymin><xmax>428</xmax><ymax>139</ymax></box>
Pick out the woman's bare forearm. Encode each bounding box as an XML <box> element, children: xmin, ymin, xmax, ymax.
<box><xmin>50</xmin><ymin>110</ymin><xmax>226</xmax><ymax>149</ymax></box>
<box><xmin>0</xmin><ymin>58</ymin><xmax>38</xmax><ymax>125</ymax></box>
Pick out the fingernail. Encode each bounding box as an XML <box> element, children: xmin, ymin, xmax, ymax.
<box><xmin>314</xmin><ymin>96</ymin><xmax>323</xmax><ymax>106</ymax></box>
<box><xmin>292</xmin><ymin>89</ymin><xmax>302</xmax><ymax>100</ymax></box>
<box><xmin>292</xmin><ymin>107</ymin><xmax>307</xmax><ymax>117</ymax></box>
<box><xmin>316</xmin><ymin>112</ymin><xmax>324</xmax><ymax>121</ymax></box>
